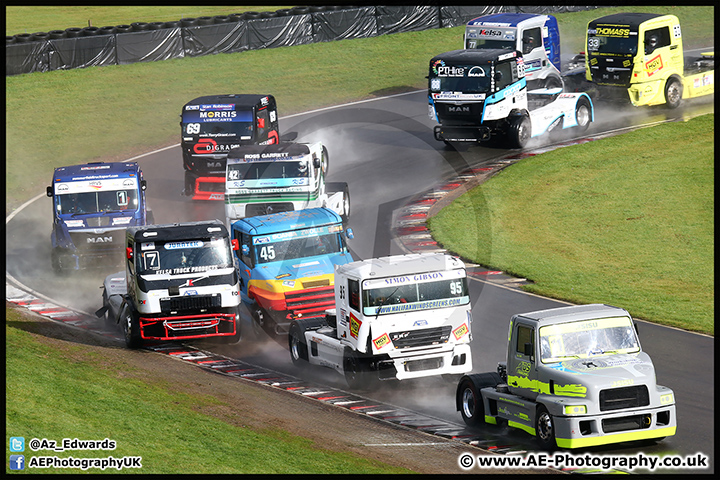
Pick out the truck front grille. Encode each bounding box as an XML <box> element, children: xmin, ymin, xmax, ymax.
<box><xmin>69</xmin><ymin>229</ymin><xmax>125</xmax><ymax>254</ymax></box>
<box><xmin>599</xmin><ymin>385</ymin><xmax>650</xmax><ymax>412</ymax></box>
<box><xmin>245</xmin><ymin>202</ymin><xmax>295</xmax><ymax>217</ymax></box>
<box><xmin>601</xmin><ymin>414</ymin><xmax>652</xmax><ymax>433</ymax></box>
<box><xmin>160</xmin><ymin>294</ymin><xmax>222</xmax><ymax>313</ymax></box>
<box><xmin>286</xmin><ymin>286</ymin><xmax>335</xmax><ymax>320</ymax></box>
<box><xmin>390</xmin><ymin>325</ymin><xmax>451</xmax><ymax>349</ymax></box>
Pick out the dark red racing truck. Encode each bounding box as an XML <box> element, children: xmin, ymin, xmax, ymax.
<box><xmin>181</xmin><ymin>94</ymin><xmax>280</xmax><ymax>200</ymax></box>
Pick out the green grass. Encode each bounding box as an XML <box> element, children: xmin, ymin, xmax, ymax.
<box><xmin>429</xmin><ymin>115</ymin><xmax>714</xmax><ymax>335</ymax></box>
<box><xmin>5</xmin><ymin>6</ymin><xmax>292</xmax><ymax>35</ymax></box>
<box><xmin>5</xmin><ymin>309</ymin><xmax>413</xmax><ymax>474</ymax></box>
<box><xmin>5</xmin><ymin>6</ymin><xmax>714</xmax><ymax>214</ymax></box>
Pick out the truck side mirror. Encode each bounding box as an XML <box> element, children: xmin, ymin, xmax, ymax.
<box><xmin>46</xmin><ymin>186</ymin><xmax>53</xmax><ymax>197</ymax></box>
<box><xmin>524</xmin><ymin>342</ymin><xmax>534</xmax><ymax>357</ymax></box>
<box><xmin>126</xmin><ymin>247</ymin><xmax>133</xmax><ymax>260</ymax></box>
<box><xmin>231</xmin><ymin>239</ymin><xmax>239</xmax><ymax>251</ymax></box>
<box><xmin>141</xmin><ymin>179</ymin><xmax>147</xmax><ymax>191</ymax></box>
<box><xmin>313</xmin><ymin>157</ymin><xmax>321</xmax><ymax>169</ymax></box>
<box><xmin>345</xmin><ymin>227</ymin><xmax>354</xmax><ymax>239</ymax></box>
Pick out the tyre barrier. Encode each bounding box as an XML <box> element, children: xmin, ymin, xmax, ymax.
<box><xmin>147</xmin><ymin>21</ymin><xmax>165</xmax><ymax>30</ymax></box>
<box><xmin>48</xmin><ymin>29</ymin><xmax>68</xmax><ymax>39</ymax></box>
<box><xmin>98</xmin><ymin>26</ymin><xmax>117</xmax><ymax>35</ymax></box>
<box><xmin>115</xmin><ymin>24</ymin><xmax>132</xmax><ymax>33</ymax></box>
<box><xmin>213</xmin><ymin>15</ymin><xmax>231</xmax><ymax>24</ymax></box>
<box><xmin>180</xmin><ymin>17</ymin><xmax>198</xmax><ymax>27</ymax></box>
<box><xmin>32</xmin><ymin>32</ymin><xmax>50</xmax><ymax>41</ymax></box>
<box><xmin>131</xmin><ymin>22</ymin><xmax>149</xmax><ymax>31</ymax></box>
<box><xmin>7</xmin><ymin>35</ymin><xmax>17</xmax><ymax>44</ymax></box>
<box><xmin>197</xmin><ymin>16</ymin><xmax>214</xmax><ymax>26</ymax></box>
<box><xmin>14</xmin><ymin>33</ymin><xmax>34</xmax><ymax>42</ymax></box>
<box><xmin>163</xmin><ymin>21</ymin><xmax>181</xmax><ymax>29</ymax></box>
<box><xmin>65</xmin><ymin>27</ymin><xmax>83</xmax><ymax>38</ymax></box>
<box><xmin>81</xmin><ymin>26</ymin><xmax>100</xmax><ymax>36</ymax></box>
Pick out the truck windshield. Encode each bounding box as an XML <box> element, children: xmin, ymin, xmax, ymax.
<box><xmin>362</xmin><ymin>271</ymin><xmax>469</xmax><ymax>316</ymax></box>
<box><xmin>587</xmin><ymin>30</ymin><xmax>638</xmax><ymax>56</ymax></box>
<box><xmin>136</xmin><ymin>237</ymin><xmax>233</xmax><ymax>276</ymax></box>
<box><xmin>57</xmin><ymin>189</ymin><xmax>139</xmax><ymax>215</ymax></box>
<box><xmin>466</xmin><ymin>37</ymin><xmax>515</xmax><ymax>50</ymax></box>
<box><xmin>252</xmin><ymin>226</ymin><xmax>344</xmax><ymax>265</ymax></box>
<box><xmin>429</xmin><ymin>65</ymin><xmax>492</xmax><ymax>94</ymax></box>
<box><xmin>227</xmin><ymin>161</ymin><xmax>309</xmax><ymax>181</ymax></box>
<box><xmin>182</xmin><ymin>108</ymin><xmax>255</xmax><ymax>140</ymax></box>
<box><xmin>539</xmin><ymin>316</ymin><xmax>640</xmax><ymax>363</ymax></box>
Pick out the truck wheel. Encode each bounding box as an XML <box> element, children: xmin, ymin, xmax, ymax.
<box><xmin>288</xmin><ymin>323</ymin><xmax>308</xmax><ymax>364</ymax></box>
<box><xmin>664</xmin><ymin>78</ymin><xmax>683</xmax><ymax>109</ymax></box>
<box><xmin>458</xmin><ymin>378</ymin><xmax>484</xmax><ymax>426</ymax></box>
<box><xmin>341</xmin><ymin>186</ymin><xmax>350</xmax><ymax>222</ymax></box>
<box><xmin>343</xmin><ymin>348</ymin><xmax>367</xmax><ymax>390</ymax></box>
<box><xmin>535</xmin><ymin>405</ymin><xmax>557</xmax><ymax>449</ymax></box>
<box><xmin>321</xmin><ymin>145</ymin><xmax>329</xmax><ymax>175</ymax></box>
<box><xmin>51</xmin><ymin>249</ymin><xmax>66</xmax><ymax>275</ymax></box>
<box><xmin>122</xmin><ymin>307</ymin><xmax>142</xmax><ymax>349</ymax></box>
<box><xmin>508</xmin><ymin>114</ymin><xmax>530</xmax><ymax>149</ymax></box>
<box><xmin>574</xmin><ymin>98</ymin><xmax>592</xmax><ymax>132</ymax></box>
<box><xmin>223</xmin><ymin>310</ymin><xmax>242</xmax><ymax>344</ymax></box>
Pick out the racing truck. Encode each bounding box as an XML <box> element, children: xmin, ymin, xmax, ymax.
<box><xmin>456</xmin><ymin>304</ymin><xmax>676</xmax><ymax>449</ymax></box>
<box><xmin>231</xmin><ymin>207</ymin><xmax>354</xmax><ymax>338</ymax></box>
<box><xmin>96</xmin><ymin>220</ymin><xmax>242</xmax><ymax>348</ymax></box>
<box><xmin>46</xmin><ymin>161</ymin><xmax>151</xmax><ymax>274</ymax></box>
<box><xmin>181</xmin><ymin>94</ymin><xmax>280</xmax><ymax>200</ymax></box>
<box><xmin>578</xmin><ymin>13</ymin><xmax>714</xmax><ymax>108</ymax></box>
<box><xmin>428</xmin><ymin>49</ymin><xmax>593</xmax><ymax>149</ymax></box>
<box><xmin>224</xmin><ymin>142</ymin><xmax>350</xmax><ymax>225</ymax></box>
<box><xmin>288</xmin><ymin>253</ymin><xmax>473</xmax><ymax>389</ymax></box>
<box><xmin>464</xmin><ymin>12</ymin><xmax>563</xmax><ymax>89</ymax></box>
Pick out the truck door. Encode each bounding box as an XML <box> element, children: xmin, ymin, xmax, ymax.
<box><xmin>337</xmin><ymin>277</ymin><xmax>361</xmax><ymax>349</ymax></box>
<box><xmin>233</xmin><ymin>228</ymin><xmax>253</xmax><ymax>297</ymax></box>
<box><xmin>520</xmin><ymin>26</ymin><xmax>545</xmax><ymax>80</ymax></box>
<box><xmin>642</xmin><ymin>24</ymin><xmax>682</xmax><ymax>76</ymax></box>
<box><xmin>507</xmin><ymin>321</ymin><xmax>540</xmax><ymax>400</ymax></box>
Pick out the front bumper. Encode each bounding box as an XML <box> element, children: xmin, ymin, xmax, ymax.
<box><xmin>383</xmin><ymin>343</ymin><xmax>472</xmax><ymax>381</ymax></box>
<box><xmin>139</xmin><ymin>312</ymin><xmax>237</xmax><ymax>341</ymax></box>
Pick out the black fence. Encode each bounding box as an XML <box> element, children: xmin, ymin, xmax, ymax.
<box><xmin>6</xmin><ymin>5</ymin><xmax>597</xmax><ymax>76</ymax></box>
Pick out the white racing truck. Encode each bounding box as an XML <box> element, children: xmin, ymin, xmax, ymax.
<box><xmin>96</xmin><ymin>220</ymin><xmax>242</xmax><ymax>348</ymax></box>
<box><xmin>224</xmin><ymin>142</ymin><xmax>349</xmax><ymax>225</ymax></box>
<box><xmin>288</xmin><ymin>253</ymin><xmax>473</xmax><ymax>389</ymax></box>
<box><xmin>456</xmin><ymin>304</ymin><xmax>676</xmax><ymax>449</ymax></box>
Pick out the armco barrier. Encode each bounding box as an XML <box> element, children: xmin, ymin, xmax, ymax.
<box><xmin>6</xmin><ymin>5</ymin><xmax>598</xmax><ymax>76</ymax></box>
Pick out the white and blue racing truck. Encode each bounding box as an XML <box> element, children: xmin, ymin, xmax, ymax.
<box><xmin>428</xmin><ymin>49</ymin><xmax>593</xmax><ymax>148</ymax></box>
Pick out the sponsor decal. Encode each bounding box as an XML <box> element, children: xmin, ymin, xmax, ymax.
<box><xmin>452</xmin><ymin>322</ymin><xmax>469</xmax><ymax>340</ymax></box>
<box><xmin>164</xmin><ymin>240</ymin><xmax>203</xmax><ymax>250</ymax></box>
<box><xmin>644</xmin><ymin>54</ymin><xmax>663</xmax><ymax>76</ymax></box>
<box><xmin>373</xmin><ymin>333</ymin><xmax>391</xmax><ymax>350</ymax></box>
<box><xmin>595</xmin><ymin>26</ymin><xmax>631</xmax><ymax>37</ymax></box>
<box><xmin>349</xmin><ymin>313</ymin><xmax>362</xmax><ymax>339</ymax></box>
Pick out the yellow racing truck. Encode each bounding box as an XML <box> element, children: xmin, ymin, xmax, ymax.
<box><xmin>583</xmin><ymin>13</ymin><xmax>713</xmax><ymax>108</ymax></box>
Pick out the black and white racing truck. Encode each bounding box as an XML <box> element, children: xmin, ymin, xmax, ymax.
<box><xmin>288</xmin><ymin>253</ymin><xmax>474</xmax><ymax>389</ymax></box>
<box><xmin>96</xmin><ymin>220</ymin><xmax>242</xmax><ymax>348</ymax></box>
<box><xmin>428</xmin><ymin>49</ymin><xmax>593</xmax><ymax>148</ymax></box>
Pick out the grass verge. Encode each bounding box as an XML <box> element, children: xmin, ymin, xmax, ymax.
<box><xmin>428</xmin><ymin>115</ymin><xmax>714</xmax><ymax>335</ymax></box>
<box><xmin>5</xmin><ymin>307</ymin><xmax>413</xmax><ymax>474</ymax></box>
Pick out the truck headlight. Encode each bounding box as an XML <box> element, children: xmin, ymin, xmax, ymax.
<box><xmin>660</xmin><ymin>393</ymin><xmax>674</xmax><ymax>405</ymax></box>
<box><xmin>564</xmin><ymin>405</ymin><xmax>587</xmax><ymax>415</ymax></box>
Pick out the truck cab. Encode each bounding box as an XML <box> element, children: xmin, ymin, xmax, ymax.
<box><xmin>289</xmin><ymin>253</ymin><xmax>473</xmax><ymax>389</ymax></box>
<box><xmin>231</xmin><ymin>207</ymin><xmax>354</xmax><ymax>337</ymax></box>
<box><xmin>225</xmin><ymin>142</ymin><xmax>348</xmax><ymax>224</ymax></box>
<box><xmin>585</xmin><ymin>13</ymin><xmax>714</xmax><ymax>108</ymax></box>
<box><xmin>464</xmin><ymin>13</ymin><xmax>562</xmax><ymax>89</ymax></box>
<box><xmin>46</xmin><ymin>161</ymin><xmax>149</xmax><ymax>273</ymax></box>
<box><xmin>456</xmin><ymin>304</ymin><xmax>676</xmax><ymax>449</ymax></box>
<box><xmin>181</xmin><ymin>94</ymin><xmax>279</xmax><ymax>200</ymax></box>
<box><xmin>98</xmin><ymin>220</ymin><xmax>241</xmax><ymax>348</ymax></box>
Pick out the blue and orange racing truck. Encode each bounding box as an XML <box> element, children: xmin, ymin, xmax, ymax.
<box><xmin>46</xmin><ymin>161</ymin><xmax>150</xmax><ymax>274</ymax></box>
<box><xmin>231</xmin><ymin>207</ymin><xmax>354</xmax><ymax>338</ymax></box>
<box><xmin>181</xmin><ymin>94</ymin><xmax>280</xmax><ymax>201</ymax></box>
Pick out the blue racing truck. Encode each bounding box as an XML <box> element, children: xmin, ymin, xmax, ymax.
<box><xmin>230</xmin><ymin>207</ymin><xmax>354</xmax><ymax>338</ymax></box>
<box><xmin>46</xmin><ymin>161</ymin><xmax>151</xmax><ymax>274</ymax></box>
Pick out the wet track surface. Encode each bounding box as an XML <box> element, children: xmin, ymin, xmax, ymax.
<box><xmin>6</xmin><ymin>90</ymin><xmax>714</xmax><ymax>474</ymax></box>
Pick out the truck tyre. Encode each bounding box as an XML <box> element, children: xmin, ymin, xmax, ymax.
<box><xmin>458</xmin><ymin>377</ymin><xmax>484</xmax><ymax>426</ymax></box>
<box><xmin>343</xmin><ymin>348</ymin><xmax>367</xmax><ymax>390</ymax></box>
<box><xmin>122</xmin><ymin>306</ymin><xmax>143</xmax><ymax>349</ymax></box>
<box><xmin>508</xmin><ymin>114</ymin><xmax>530</xmax><ymax>149</ymax></box>
<box><xmin>574</xmin><ymin>98</ymin><xmax>592</xmax><ymax>132</ymax></box>
<box><xmin>223</xmin><ymin>310</ymin><xmax>242</xmax><ymax>344</ymax></box>
<box><xmin>535</xmin><ymin>405</ymin><xmax>557</xmax><ymax>449</ymax></box>
<box><xmin>288</xmin><ymin>322</ymin><xmax>308</xmax><ymax>364</ymax></box>
<box><xmin>664</xmin><ymin>77</ymin><xmax>683</xmax><ymax>109</ymax></box>
<box><xmin>51</xmin><ymin>249</ymin><xmax>63</xmax><ymax>275</ymax></box>
<box><xmin>321</xmin><ymin>145</ymin><xmax>329</xmax><ymax>175</ymax></box>
<box><xmin>341</xmin><ymin>186</ymin><xmax>350</xmax><ymax>222</ymax></box>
